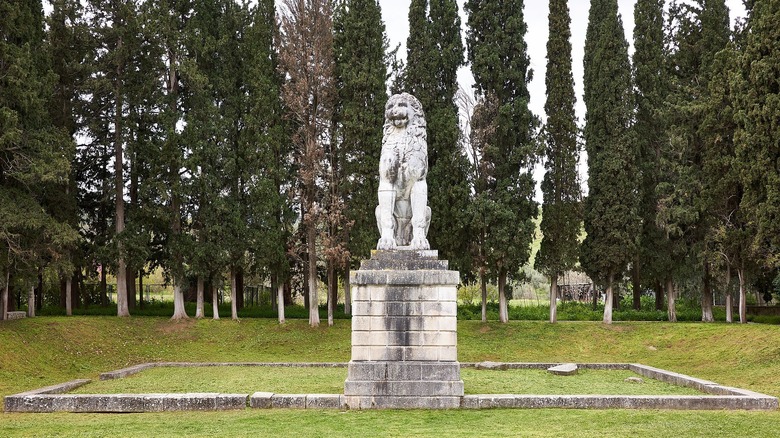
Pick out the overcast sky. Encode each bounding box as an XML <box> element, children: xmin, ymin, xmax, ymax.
<box><xmin>379</xmin><ymin>0</ymin><xmax>747</xmax><ymax>199</ymax></box>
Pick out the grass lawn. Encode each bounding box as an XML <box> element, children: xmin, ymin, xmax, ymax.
<box><xmin>1</xmin><ymin>317</ymin><xmax>779</xmax><ymax>437</ymax></box>
<box><xmin>70</xmin><ymin>366</ymin><xmax>702</xmax><ymax>396</ymax></box>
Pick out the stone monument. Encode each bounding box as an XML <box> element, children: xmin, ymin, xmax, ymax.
<box><xmin>344</xmin><ymin>93</ymin><xmax>463</xmax><ymax>409</ymax></box>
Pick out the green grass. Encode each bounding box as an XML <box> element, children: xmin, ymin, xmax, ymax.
<box><xmin>72</xmin><ymin>366</ymin><xmax>349</xmax><ymax>395</ymax></box>
<box><xmin>68</xmin><ymin>366</ymin><xmax>701</xmax><ymax>396</ymax></box>
<box><xmin>1</xmin><ymin>317</ymin><xmax>779</xmax><ymax>437</ymax></box>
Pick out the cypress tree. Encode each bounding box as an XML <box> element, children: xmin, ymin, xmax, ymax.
<box><xmin>244</xmin><ymin>0</ymin><xmax>293</xmax><ymax>320</ymax></box>
<box><xmin>632</xmin><ymin>0</ymin><xmax>666</xmax><ymax>311</ymax></box>
<box><xmin>661</xmin><ymin>0</ymin><xmax>730</xmax><ymax>322</ymax></box>
<box><xmin>581</xmin><ymin>0</ymin><xmax>639</xmax><ymax>324</ymax></box>
<box><xmin>405</xmin><ymin>0</ymin><xmax>472</xmax><ymax>274</ymax></box>
<box><xmin>735</xmin><ymin>0</ymin><xmax>780</xmax><ymax>279</ymax></box>
<box><xmin>535</xmin><ymin>0</ymin><xmax>581</xmax><ymax>324</ymax></box>
<box><xmin>465</xmin><ymin>0</ymin><xmax>538</xmax><ymax>322</ymax></box>
<box><xmin>333</xmin><ymin>0</ymin><xmax>389</xmax><ymax>314</ymax></box>
<box><xmin>0</xmin><ymin>0</ymin><xmax>77</xmax><ymax>318</ymax></box>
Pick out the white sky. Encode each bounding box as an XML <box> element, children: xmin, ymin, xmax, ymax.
<box><xmin>380</xmin><ymin>0</ymin><xmax>747</xmax><ymax>200</ymax></box>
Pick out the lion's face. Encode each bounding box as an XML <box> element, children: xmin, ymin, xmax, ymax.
<box><xmin>385</xmin><ymin>97</ymin><xmax>412</xmax><ymax>128</ymax></box>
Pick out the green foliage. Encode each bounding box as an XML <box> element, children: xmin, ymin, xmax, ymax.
<box><xmin>404</xmin><ymin>0</ymin><xmax>472</xmax><ymax>274</ymax></box>
<box><xmin>333</xmin><ymin>0</ymin><xmax>388</xmax><ymax>263</ymax></box>
<box><xmin>632</xmin><ymin>0</ymin><xmax>667</xmax><ymax>289</ymax></box>
<box><xmin>465</xmin><ymin>0</ymin><xmax>539</xmax><ymax>288</ymax></box>
<box><xmin>734</xmin><ymin>0</ymin><xmax>780</xmax><ymax>269</ymax></box>
<box><xmin>581</xmin><ymin>0</ymin><xmax>639</xmax><ymax>284</ymax></box>
<box><xmin>0</xmin><ymin>0</ymin><xmax>77</xmax><ymax>285</ymax></box>
<box><xmin>536</xmin><ymin>0</ymin><xmax>581</xmax><ymax>280</ymax></box>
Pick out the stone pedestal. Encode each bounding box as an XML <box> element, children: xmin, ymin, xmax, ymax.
<box><xmin>344</xmin><ymin>250</ymin><xmax>463</xmax><ymax>409</ymax></box>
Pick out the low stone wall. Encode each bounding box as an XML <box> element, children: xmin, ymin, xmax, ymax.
<box><xmin>5</xmin><ymin>362</ymin><xmax>778</xmax><ymax>412</ymax></box>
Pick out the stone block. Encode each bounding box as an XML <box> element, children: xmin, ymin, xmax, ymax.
<box><xmin>271</xmin><ymin>394</ymin><xmax>306</xmax><ymax>409</ymax></box>
<box><xmin>478</xmin><ymin>395</ymin><xmax>517</xmax><ymax>409</ymax></box>
<box><xmin>306</xmin><ymin>394</ymin><xmax>344</xmax><ymax>409</ymax></box>
<box><xmin>249</xmin><ymin>392</ymin><xmax>275</xmax><ymax>409</ymax></box>
<box><xmin>216</xmin><ymin>394</ymin><xmax>248</xmax><ymax>410</ymax></box>
<box><xmin>548</xmin><ymin>363</ymin><xmax>578</xmax><ymax>376</ymax></box>
<box><xmin>476</xmin><ymin>361</ymin><xmax>509</xmax><ymax>371</ymax></box>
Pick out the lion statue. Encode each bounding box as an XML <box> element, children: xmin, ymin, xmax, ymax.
<box><xmin>376</xmin><ymin>93</ymin><xmax>431</xmax><ymax>250</ymax></box>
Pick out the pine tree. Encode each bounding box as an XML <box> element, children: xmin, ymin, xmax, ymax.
<box><xmin>535</xmin><ymin>0</ymin><xmax>581</xmax><ymax>324</ymax></box>
<box><xmin>333</xmin><ymin>0</ymin><xmax>388</xmax><ymax>316</ymax></box>
<box><xmin>405</xmin><ymin>0</ymin><xmax>472</xmax><ymax>274</ymax></box>
<box><xmin>581</xmin><ymin>0</ymin><xmax>639</xmax><ymax>324</ymax></box>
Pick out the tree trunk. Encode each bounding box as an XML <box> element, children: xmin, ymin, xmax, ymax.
<box><xmin>326</xmin><ymin>262</ymin><xmax>334</xmax><ymax>326</ymax></box>
<box><xmin>230</xmin><ymin>267</ymin><xmax>238</xmax><ymax>320</ymax></box>
<box><xmin>666</xmin><ymin>278</ymin><xmax>677</xmax><ymax>323</ymax></box>
<box><xmin>114</xmin><ymin>35</ymin><xmax>129</xmax><ymax>318</ymax></box>
<box><xmin>65</xmin><ymin>277</ymin><xmax>72</xmax><ymax>316</ymax></box>
<box><xmin>1</xmin><ymin>269</ymin><xmax>9</xmax><ymax>320</ymax></box>
<box><xmin>603</xmin><ymin>272</ymin><xmax>614</xmax><ymax>324</ymax></box>
<box><xmin>212</xmin><ymin>283</ymin><xmax>220</xmax><ymax>320</ymax></box>
<box><xmin>701</xmin><ymin>265</ymin><xmax>714</xmax><ymax>322</ymax></box>
<box><xmin>344</xmin><ymin>265</ymin><xmax>351</xmax><ymax>315</ymax></box>
<box><xmin>196</xmin><ymin>276</ymin><xmax>205</xmax><ymax>318</ymax></box>
<box><xmin>308</xmin><ymin>226</ymin><xmax>320</xmax><ymax>327</ymax></box>
<box><xmin>654</xmin><ymin>281</ymin><xmax>664</xmax><ymax>311</ymax></box>
<box><xmin>480</xmin><ymin>273</ymin><xmax>487</xmax><ymax>323</ymax></box>
<box><xmin>171</xmin><ymin>282</ymin><xmax>188</xmax><ymax>320</ymax></box>
<box><xmin>277</xmin><ymin>283</ymin><xmax>285</xmax><ymax>324</ymax></box>
<box><xmin>498</xmin><ymin>270</ymin><xmax>508</xmax><ymax>323</ymax></box>
<box><xmin>725</xmin><ymin>263</ymin><xmax>733</xmax><ymax>323</ymax></box>
<box><xmin>236</xmin><ymin>268</ymin><xmax>244</xmax><ymax>310</ymax></box>
<box><xmin>632</xmin><ymin>260</ymin><xmax>641</xmax><ymax>310</ymax></box>
<box><xmin>737</xmin><ymin>266</ymin><xmax>747</xmax><ymax>324</ymax></box>
<box><xmin>303</xmin><ymin>253</ymin><xmax>310</xmax><ymax>310</ymax></box>
<box><xmin>549</xmin><ymin>273</ymin><xmax>558</xmax><ymax>324</ymax></box>
<box><xmin>27</xmin><ymin>285</ymin><xmax>35</xmax><ymax>318</ymax></box>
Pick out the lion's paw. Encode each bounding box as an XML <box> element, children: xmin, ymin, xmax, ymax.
<box><xmin>377</xmin><ymin>236</ymin><xmax>397</xmax><ymax>250</ymax></box>
<box><xmin>410</xmin><ymin>237</ymin><xmax>430</xmax><ymax>250</ymax></box>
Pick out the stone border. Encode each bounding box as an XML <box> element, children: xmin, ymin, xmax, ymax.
<box><xmin>5</xmin><ymin>362</ymin><xmax>777</xmax><ymax>412</ymax></box>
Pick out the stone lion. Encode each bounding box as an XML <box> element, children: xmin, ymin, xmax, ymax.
<box><xmin>376</xmin><ymin>93</ymin><xmax>431</xmax><ymax>250</ymax></box>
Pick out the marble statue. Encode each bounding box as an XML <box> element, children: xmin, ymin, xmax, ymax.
<box><xmin>376</xmin><ymin>93</ymin><xmax>431</xmax><ymax>250</ymax></box>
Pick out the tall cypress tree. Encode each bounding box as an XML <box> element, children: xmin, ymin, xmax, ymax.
<box><xmin>465</xmin><ymin>0</ymin><xmax>538</xmax><ymax>322</ymax></box>
<box><xmin>661</xmin><ymin>0</ymin><xmax>730</xmax><ymax>322</ymax></box>
<box><xmin>0</xmin><ymin>0</ymin><xmax>77</xmax><ymax>318</ymax></box>
<box><xmin>333</xmin><ymin>0</ymin><xmax>388</xmax><ymax>314</ymax></box>
<box><xmin>405</xmin><ymin>0</ymin><xmax>472</xmax><ymax>274</ymax></box>
<box><xmin>735</xmin><ymin>0</ymin><xmax>780</xmax><ymax>287</ymax></box>
<box><xmin>632</xmin><ymin>0</ymin><xmax>666</xmax><ymax>311</ymax></box>
<box><xmin>535</xmin><ymin>0</ymin><xmax>581</xmax><ymax>324</ymax></box>
<box><xmin>581</xmin><ymin>0</ymin><xmax>639</xmax><ymax>324</ymax></box>
<box><xmin>244</xmin><ymin>0</ymin><xmax>292</xmax><ymax>320</ymax></box>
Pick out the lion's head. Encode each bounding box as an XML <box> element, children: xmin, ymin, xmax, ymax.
<box><xmin>383</xmin><ymin>93</ymin><xmax>426</xmax><ymax>143</ymax></box>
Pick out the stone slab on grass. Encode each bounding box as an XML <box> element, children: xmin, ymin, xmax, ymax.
<box><xmin>548</xmin><ymin>363</ymin><xmax>578</xmax><ymax>376</ymax></box>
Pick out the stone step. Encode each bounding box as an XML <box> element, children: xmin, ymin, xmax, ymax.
<box><xmin>344</xmin><ymin>380</ymin><xmax>464</xmax><ymax>397</ymax></box>
<box><xmin>360</xmin><ymin>258</ymin><xmax>449</xmax><ymax>270</ymax></box>
<box><xmin>347</xmin><ymin>361</ymin><xmax>461</xmax><ymax>382</ymax></box>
